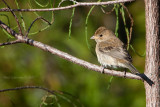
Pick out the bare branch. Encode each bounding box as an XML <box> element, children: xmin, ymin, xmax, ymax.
<box><xmin>0</xmin><ymin>20</ymin><xmax>142</xmax><ymax>81</ymax></box>
<box><xmin>0</xmin><ymin>20</ymin><xmax>21</xmax><ymax>38</ymax></box>
<box><xmin>25</xmin><ymin>17</ymin><xmax>51</xmax><ymax>37</ymax></box>
<box><xmin>0</xmin><ymin>86</ymin><xmax>83</xmax><ymax>106</ymax></box>
<box><xmin>0</xmin><ymin>86</ymin><xmax>56</xmax><ymax>95</ymax></box>
<box><xmin>0</xmin><ymin>40</ymin><xmax>21</xmax><ymax>46</ymax></box>
<box><xmin>2</xmin><ymin>0</ymin><xmax>23</xmax><ymax>35</ymax></box>
<box><xmin>29</xmin><ymin>40</ymin><xmax>142</xmax><ymax>80</ymax></box>
<box><xmin>0</xmin><ymin>0</ymin><xmax>135</xmax><ymax>12</ymax></box>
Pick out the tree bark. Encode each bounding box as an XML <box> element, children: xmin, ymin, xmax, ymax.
<box><xmin>144</xmin><ymin>0</ymin><xmax>160</xmax><ymax>106</ymax></box>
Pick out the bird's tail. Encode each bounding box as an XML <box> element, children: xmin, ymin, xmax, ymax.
<box><xmin>127</xmin><ymin>63</ymin><xmax>140</xmax><ymax>74</ymax></box>
<box><xmin>126</xmin><ymin>63</ymin><xmax>154</xmax><ymax>86</ymax></box>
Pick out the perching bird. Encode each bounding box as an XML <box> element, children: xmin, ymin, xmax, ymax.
<box><xmin>91</xmin><ymin>26</ymin><xmax>154</xmax><ymax>86</ymax></box>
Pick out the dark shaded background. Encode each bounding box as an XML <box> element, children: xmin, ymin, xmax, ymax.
<box><xmin>0</xmin><ymin>0</ymin><xmax>146</xmax><ymax>107</ymax></box>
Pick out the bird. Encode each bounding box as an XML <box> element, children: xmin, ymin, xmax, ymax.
<box><xmin>91</xmin><ymin>26</ymin><xmax>154</xmax><ymax>86</ymax></box>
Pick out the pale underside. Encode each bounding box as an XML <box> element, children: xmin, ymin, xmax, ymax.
<box><xmin>96</xmin><ymin>52</ymin><xmax>126</xmax><ymax>68</ymax></box>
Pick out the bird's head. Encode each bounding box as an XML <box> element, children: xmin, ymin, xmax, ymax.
<box><xmin>90</xmin><ymin>26</ymin><xmax>115</xmax><ymax>43</ymax></box>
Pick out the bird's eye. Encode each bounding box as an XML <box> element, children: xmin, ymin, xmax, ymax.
<box><xmin>99</xmin><ymin>34</ymin><xmax>103</xmax><ymax>37</ymax></box>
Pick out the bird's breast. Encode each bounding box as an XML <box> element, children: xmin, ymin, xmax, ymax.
<box><xmin>96</xmin><ymin>49</ymin><xmax>125</xmax><ymax>68</ymax></box>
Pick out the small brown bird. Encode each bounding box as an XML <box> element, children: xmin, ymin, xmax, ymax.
<box><xmin>91</xmin><ymin>26</ymin><xmax>153</xmax><ymax>86</ymax></box>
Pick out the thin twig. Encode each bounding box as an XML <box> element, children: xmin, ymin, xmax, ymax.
<box><xmin>0</xmin><ymin>40</ymin><xmax>21</xmax><ymax>46</ymax></box>
<box><xmin>51</xmin><ymin>0</ymin><xmax>55</xmax><ymax>24</ymax></box>
<box><xmin>0</xmin><ymin>0</ymin><xmax>135</xmax><ymax>12</ymax></box>
<box><xmin>2</xmin><ymin>0</ymin><xmax>23</xmax><ymax>35</ymax></box>
<box><xmin>15</xmin><ymin>0</ymin><xmax>26</xmax><ymax>31</ymax></box>
<box><xmin>121</xmin><ymin>3</ymin><xmax>133</xmax><ymax>41</ymax></box>
<box><xmin>58</xmin><ymin>0</ymin><xmax>78</xmax><ymax>7</ymax></box>
<box><xmin>0</xmin><ymin>86</ymin><xmax>55</xmax><ymax>95</ymax></box>
<box><xmin>58</xmin><ymin>0</ymin><xmax>67</xmax><ymax>7</ymax></box>
<box><xmin>26</xmin><ymin>17</ymin><xmax>51</xmax><ymax>37</ymax></box>
<box><xmin>101</xmin><ymin>6</ymin><xmax>115</xmax><ymax>15</ymax></box>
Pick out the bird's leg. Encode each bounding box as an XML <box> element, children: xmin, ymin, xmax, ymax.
<box><xmin>102</xmin><ymin>67</ymin><xmax>105</xmax><ymax>74</ymax></box>
<box><xmin>100</xmin><ymin>65</ymin><xmax>105</xmax><ymax>74</ymax></box>
<box><xmin>124</xmin><ymin>68</ymin><xmax>127</xmax><ymax>78</ymax></box>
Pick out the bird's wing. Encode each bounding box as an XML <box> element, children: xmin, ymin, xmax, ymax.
<box><xmin>98</xmin><ymin>39</ymin><xmax>132</xmax><ymax>62</ymax></box>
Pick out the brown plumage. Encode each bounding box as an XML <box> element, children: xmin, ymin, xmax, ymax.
<box><xmin>91</xmin><ymin>26</ymin><xmax>154</xmax><ymax>86</ymax></box>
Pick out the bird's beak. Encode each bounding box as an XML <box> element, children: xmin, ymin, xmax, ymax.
<box><xmin>90</xmin><ymin>36</ymin><xmax>95</xmax><ymax>39</ymax></box>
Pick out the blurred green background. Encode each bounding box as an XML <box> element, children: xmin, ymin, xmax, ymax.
<box><xmin>0</xmin><ymin>0</ymin><xmax>146</xmax><ymax>107</ymax></box>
